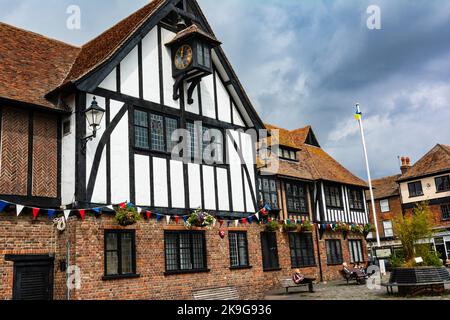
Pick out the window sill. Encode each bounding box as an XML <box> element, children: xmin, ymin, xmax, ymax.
<box><xmin>102</xmin><ymin>274</ymin><xmax>141</xmax><ymax>281</ymax></box>
<box><xmin>164</xmin><ymin>269</ymin><xmax>210</xmax><ymax>276</ymax></box>
<box><xmin>230</xmin><ymin>266</ymin><xmax>253</xmax><ymax>271</ymax></box>
<box><xmin>408</xmin><ymin>194</ymin><xmax>424</xmax><ymax>199</ymax></box>
<box><xmin>327</xmin><ymin>263</ymin><xmax>344</xmax><ymax>266</ymax></box>
<box><xmin>436</xmin><ymin>190</ymin><xmax>450</xmax><ymax>194</ymax></box>
<box><xmin>263</xmin><ymin>267</ymin><xmax>282</xmax><ymax>272</ymax></box>
<box><xmin>291</xmin><ymin>265</ymin><xmax>317</xmax><ymax>269</ymax></box>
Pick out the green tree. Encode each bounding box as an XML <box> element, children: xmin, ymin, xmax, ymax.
<box><xmin>392</xmin><ymin>202</ymin><xmax>435</xmax><ymax>266</ymax></box>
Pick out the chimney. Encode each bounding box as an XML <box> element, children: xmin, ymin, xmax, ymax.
<box><xmin>400</xmin><ymin>156</ymin><xmax>411</xmax><ymax>174</ymax></box>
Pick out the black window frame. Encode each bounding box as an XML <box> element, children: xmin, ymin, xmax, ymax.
<box><xmin>260</xmin><ymin>232</ymin><xmax>280</xmax><ymax>271</ymax></box>
<box><xmin>257</xmin><ymin>177</ymin><xmax>279</xmax><ymax>210</ymax></box>
<box><xmin>164</xmin><ymin>230</ymin><xmax>208</xmax><ymax>275</ymax></box>
<box><xmin>435</xmin><ymin>175</ymin><xmax>450</xmax><ymax>193</ymax></box>
<box><xmin>325</xmin><ymin>239</ymin><xmax>343</xmax><ymax>265</ymax></box>
<box><xmin>408</xmin><ymin>181</ymin><xmax>423</xmax><ymax>198</ymax></box>
<box><xmin>103</xmin><ymin>230</ymin><xmax>137</xmax><ymax>279</ymax></box>
<box><xmin>348</xmin><ymin>188</ymin><xmax>364</xmax><ymax>211</ymax></box>
<box><xmin>186</xmin><ymin>122</ymin><xmax>224</xmax><ymax>164</ymax></box>
<box><xmin>133</xmin><ymin>108</ymin><xmax>180</xmax><ymax>155</ymax></box>
<box><xmin>288</xmin><ymin>233</ymin><xmax>316</xmax><ymax>268</ymax></box>
<box><xmin>285</xmin><ymin>181</ymin><xmax>309</xmax><ymax>215</ymax></box>
<box><xmin>441</xmin><ymin>203</ymin><xmax>450</xmax><ymax>221</ymax></box>
<box><xmin>278</xmin><ymin>147</ymin><xmax>298</xmax><ymax>161</ymax></box>
<box><xmin>348</xmin><ymin>240</ymin><xmax>364</xmax><ymax>264</ymax></box>
<box><xmin>324</xmin><ymin>184</ymin><xmax>343</xmax><ymax>209</ymax></box>
<box><xmin>229</xmin><ymin>231</ymin><xmax>251</xmax><ymax>269</ymax></box>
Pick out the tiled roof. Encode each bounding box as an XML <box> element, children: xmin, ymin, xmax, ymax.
<box><xmin>365</xmin><ymin>174</ymin><xmax>401</xmax><ymax>200</ymax></box>
<box><xmin>264</xmin><ymin>124</ymin><xmax>300</xmax><ymax>149</ymax></box>
<box><xmin>259</xmin><ymin>123</ymin><xmax>368</xmax><ymax>187</ymax></box>
<box><xmin>63</xmin><ymin>0</ymin><xmax>166</xmax><ymax>85</ymax></box>
<box><xmin>398</xmin><ymin>144</ymin><xmax>450</xmax><ymax>181</ymax></box>
<box><xmin>165</xmin><ymin>23</ymin><xmax>220</xmax><ymax>47</ymax></box>
<box><xmin>0</xmin><ymin>0</ymin><xmax>166</xmax><ymax>111</ymax></box>
<box><xmin>0</xmin><ymin>22</ymin><xmax>80</xmax><ymax>110</ymax></box>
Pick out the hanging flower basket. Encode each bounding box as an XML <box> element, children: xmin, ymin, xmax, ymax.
<box><xmin>351</xmin><ymin>224</ymin><xmax>364</xmax><ymax>235</ymax></box>
<box><xmin>296</xmin><ymin>220</ymin><xmax>313</xmax><ymax>233</ymax></box>
<box><xmin>265</xmin><ymin>220</ymin><xmax>280</xmax><ymax>232</ymax></box>
<box><xmin>363</xmin><ymin>223</ymin><xmax>375</xmax><ymax>238</ymax></box>
<box><xmin>114</xmin><ymin>203</ymin><xmax>141</xmax><ymax>226</ymax></box>
<box><xmin>282</xmin><ymin>222</ymin><xmax>297</xmax><ymax>233</ymax></box>
<box><xmin>185</xmin><ymin>208</ymin><xmax>215</xmax><ymax>229</ymax></box>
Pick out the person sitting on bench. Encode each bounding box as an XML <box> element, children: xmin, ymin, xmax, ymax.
<box><xmin>292</xmin><ymin>269</ymin><xmax>305</xmax><ymax>284</ymax></box>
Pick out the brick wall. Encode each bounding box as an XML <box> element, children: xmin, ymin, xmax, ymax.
<box><xmin>367</xmin><ymin>196</ymin><xmax>403</xmax><ymax>238</ymax></box>
<box><xmin>0</xmin><ymin>106</ymin><xmax>58</xmax><ymax>199</ymax></box>
<box><xmin>0</xmin><ymin>211</ymin><xmax>367</xmax><ymax>300</ymax></box>
<box><xmin>404</xmin><ymin>203</ymin><xmax>450</xmax><ymax>229</ymax></box>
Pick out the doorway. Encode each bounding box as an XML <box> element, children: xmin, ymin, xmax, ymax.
<box><xmin>6</xmin><ymin>255</ymin><xmax>54</xmax><ymax>300</ymax></box>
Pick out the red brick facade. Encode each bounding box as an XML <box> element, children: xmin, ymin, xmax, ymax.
<box><xmin>367</xmin><ymin>196</ymin><xmax>403</xmax><ymax>238</ymax></box>
<box><xmin>0</xmin><ymin>211</ymin><xmax>367</xmax><ymax>300</ymax></box>
<box><xmin>404</xmin><ymin>203</ymin><xmax>450</xmax><ymax>229</ymax></box>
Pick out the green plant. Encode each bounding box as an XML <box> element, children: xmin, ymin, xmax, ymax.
<box><xmin>114</xmin><ymin>204</ymin><xmax>141</xmax><ymax>226</ymax></box>
<box><xmin>351</xmin><ymin>224</ymin><xmax>364</xmax><ymax>234</ymax></box>
<box><xmin>335</xmin><ymin>222</ymin><xmax>349</xmax><ymax>232</ymax></box>
<box><xmin>265</xmin><ymin>220</ymin><xmax>280</xmax><ymax>232</ymax></box>
<box><xmin>389</xmin><ymin>251</ymin><xmax>406</xmax><ymax>268</ymax></box>
<box><xmin>364</xmin><ymin>223</ymin><xmax>375</xmax><ymax>233</ymax></box>
<box><xmin>298</xmin><ymin>220</ymin><xmax>313</xmax><ymax>232</ymax></box>
<box><xmin>282</xmin><ymin>222</ymin><xmax>297</xmax><ymax>232</ymax></box>
<box><xmin>186</xmin><ymin>208</ymin><xmax>215</xmax><ymax>229</ymax></box>
<box><xmin>415</xmin><ymin>244</ymin><xmax>443</xmax><ymax>267</ymax></box>
<box><xmin>393</xmin><ymin>202</ymin><xmax>434</xmax><ymax>266</ymax></box>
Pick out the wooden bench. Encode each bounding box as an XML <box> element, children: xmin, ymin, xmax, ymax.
<box><xmin>340</xmin><ymin>269</ymin><xmax>367</xmax><ymax>285</ymax></box>
<box><xmin>280</xmin><ymin>278</ymin><xmax>315</xmax><ymax>294</ymax></box>
<box><xmin>193</xmin><ymin>286</ymin><xmax>239</xmax><ymax>300</ymax></box>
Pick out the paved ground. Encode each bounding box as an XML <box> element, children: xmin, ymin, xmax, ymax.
<box><xmin>264</xmin><ymin>275</ymin><xmax>450</xmax><ymax>300</ymax></box>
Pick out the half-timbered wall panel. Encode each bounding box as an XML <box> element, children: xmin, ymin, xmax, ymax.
<box><xmin>32</xmin><ymin>112</ymin><xmax>58</xmax><ymax>198</ymax></box>
<box><xmin>232</xmin><ymin>102</ymin><xmax>245</xmax><ymax>127</ymax></box>
<box><xmin>216</xmin><ymin>74</ymin><xmax>231</xmax><ymax>123</ymax></box>
<box><xmin>121</xmin><ymin>47</ymin><xmax>140</xmax><ymax>98</ymax></box>
<box><xmin>200</xmin><ymin>75</ymin><xmax>216</xmax><ymax>119</ymax></box>
<box><xmin>184</xmin><ymin>83</ymin><xmax>200</xmax><ymax>114</ymax></box>
<box><xmin>170</xmin><ymin>160</ymin><xmax>185</xmax><ymax>209</ymax></box>
<box><xmin>188</xmin><ymin>163</ymin><xmax>202</xmax><ymax>209</ymax></box>
<box><xmin>241</xmin><ymin>132</ymin><xmax>255</xmax><ymax>213</ymax></box>
<box><xmin>110</xmin><ymin>100</ymin><xmax>129</xmax><ymax>204</ymax></box>
<box><xmin>228</xmin><ymin>131</ymin><xmax>245</xmax><ymax>212</ymax></box>
<box><xmin>216</xmin><ymin>168</ymin><xmax>230</xmax><ymax>211</ymax></box>
<box><xmin>153</xmin><ymin>157</ymin><xmax>168</xmax><ymax>207</ymax></box>
<box><xmin>142</xmin><ymin>27</ymin><xmax>160</xmax><ymax>103</ymax></box>
<box><xmin>0</xmin><ymin>107</ymin><xmax>29</xmax><ymax>196</ymax></box>
<box><xmin>202</xmin><ymin>165</ymin><xmax>216</xmax><ymax>211</ymax></box>
<box><xmin>161</xmin><ymin>28</ymin><xmax>180</xmax><ymax>110</ymax></box>
<box><xmin>99</xmin><ymin>67</ymin><xmax>117</xmax><ymax>92</ymax></box>
<box><xmin>86</xmin><ymin>95</ymin><xmax>107</xmax><ymax>204</ymax></box>
<box><xmin>135</xmin><ymin>154</ymin><xmax>151</xmax><ymax>206</ymax></box>
<box><xmin>61</xmin><ymin>96</ymin><xmax>76</xmax><ymax>205</ymax></box>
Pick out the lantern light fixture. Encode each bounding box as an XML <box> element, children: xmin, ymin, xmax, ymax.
<box><xmin>81</xmin><ymin>97</ymin><xmax>105</xmax><ymax>154</ymax></box>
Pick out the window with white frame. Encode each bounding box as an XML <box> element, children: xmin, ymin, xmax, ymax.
<box><xmin>380</xmin><ymin>199</ymin><xmax>390</xmax><ymax>213</ymax></box>
<box><xmin>383</xmin><ymin>221</ymin><xmax>394</xmax><ymax>237</ymax></box>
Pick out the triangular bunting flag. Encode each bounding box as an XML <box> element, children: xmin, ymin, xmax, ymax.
<box><xmin>64</xmin><ymin>210</ymin><xmax>71</xmax><ymax>220</ymax></box>
<box><xmin>137</xmin><ymin>207</ymin><xmax>143</xmax><ymax>214</ymax></box>
<box><xmin>166</xmin><ymin>215</ymin><xmax>171</xmax><ymax>225</ymax></box>
<box><xmin>156</xmin><ymin>214</ymin><xmax>162</xmax><ymax>222</ymax></box>
<box><xmin>234</xmin><ymin>220</ymin><xmax>239</xmax><ymax>227</ymax></box>
<box><xmin>16</xmin><ymin>205</ymin><xmax>25</xmax><ymax>217</ymax></box>
<box><xmin>227</xmin><ymin>220</ymin><xmax>231</xmax><ymax>227</ymax></box>
<box><xmin>48</xmin><ymin>209</ymin><xmax>56</xmax><ymax>220</ymax></box>
<box><xmin>127</xmin><ymin>202</ymin><xmax>135</xmax><ymax>209</ymax></box>
<box><xmin>146</xmin><ymin>211</ymin><xmax>152</xmax><ymax>220</ymax></box>
<box><xmin>175</xmin><ymin>216</ymin><xmax>180</xmax><ymax>224</ymax></box>
<box><xmin>183</xmin><ymin>216</ymin><xmax>188</xmax><ymax>223</ymax></box>
<box><xmin>79</xmin><ymin>209</ymin><xmax>85</xmax><ymax>221</ymax></box>
<box><xmin>119</xmin><ymin>202</ymin><xmax>126</xmax><ymax>209</ymax></box>
<box><xmin>219</xmin><ymin>220</ymin><xmax>224</xmax><ymax>227</ymax></box>
<box><xmin>255</xmin><ymin>213</ymin><xmax>259</xmax><ymax>221</ymax></box>
<box><xmin>32</xmin><ymin>208</ymin><xmax>40</xmax><ymax>220</ymax></box>
<box><xmin>248</xmin><ymin>216</ymin><xmax>253</xmax><ymax>224</ymax></box>
<box><xmin>0</xmin><ymin>200</ymin><xmax>8</xmax><ymax>212</ymax></box>
<box><xmin>106</xmin><ymin>205</ymin><xmax>114</xmax><ymax>210</ymax></box>
<box><xmin>242</xmin><ymin>218</ymin><xmax>247</xmax><ymax>226</ymax></box>
<box><xmin>92</xmin><ymin>208</ymin><xmax>101</xmax><ymax>215</ymax></box>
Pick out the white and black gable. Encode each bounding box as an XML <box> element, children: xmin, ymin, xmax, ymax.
<box><xmin>60</xmin><ymin>0</ymin><xmax>264</xmax><ymax>217</ymax></box>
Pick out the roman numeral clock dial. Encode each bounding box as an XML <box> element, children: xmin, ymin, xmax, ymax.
<box><xmin>174</xmin><ymin>44</ymin><xmax>193</xmax><ymax>70</ymax></box>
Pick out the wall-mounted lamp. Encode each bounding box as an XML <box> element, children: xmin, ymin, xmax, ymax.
<box><xmin>81</xmin><ymin>97</ymin><xmax>105</xmax><ymax>154</ymax></box>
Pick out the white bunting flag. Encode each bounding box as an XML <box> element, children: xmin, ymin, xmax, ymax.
<box><xmin>106</xmin><ymin>205</ymin><xmax>114</xmax><ymax>210</ymax></box>
<box><xmin>16</xmin><ymin>205</ymin><xmax>25</xmax><ymax>217</ymax></box>
<box><xmin>234</xmin><ymin>220</ymin><xmax>239</xmax><ymax>227</ymax></box>
<box><xmin>255</xmin><ymin>213</ymin><xmax>259</xmax><ymax>221</ymax></box>
<box><xmin>137</xmin><ymin>207</ymin><xmax>143</xmax><ymax>214</ymax></box>
<box><xmin>64</xmin><ymin>210</ymin><xmax>71</xmax><ymax>220</ymax></box>
<box><xmin>166</xmin><ymin>215</ymin><xmax>171</xmax><ymax>225</ymax></box>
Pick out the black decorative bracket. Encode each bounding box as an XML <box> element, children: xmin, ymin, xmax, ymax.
<box><xmin>173</xmin><ymin>74</ymin><xmax>203</xmax><ymax>105</ymax></box>
<box><xmin>187</xmin><ymin>78</ymin><xmax>202</xmax><ymax>105</ymax></box>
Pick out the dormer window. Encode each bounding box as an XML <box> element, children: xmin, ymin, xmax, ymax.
<box><xmin>277</xmin><ymin>147</ymin><xmax>298</xmax><ymax>161</ymax></box>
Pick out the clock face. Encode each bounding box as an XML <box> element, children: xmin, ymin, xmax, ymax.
<box><xmin>174</xmin><ymin>44</ymin><xmax>193</xmax><ymax>70</ymax></box>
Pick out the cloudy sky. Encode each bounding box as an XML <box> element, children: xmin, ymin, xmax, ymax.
<box><xmin>1</xmin><ymin>0</ymin><xmax>449</xmax><ymax>179</ymax></box>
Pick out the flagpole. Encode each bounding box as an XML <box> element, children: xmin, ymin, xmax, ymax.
<box><xmin>355</xmin><ymin>103</ymin><xmax>386</xmax><ymax>276</ymax></box>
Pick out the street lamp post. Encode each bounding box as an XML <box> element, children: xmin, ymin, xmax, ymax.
<box><xmin>355</xmin><ymin>103</ymin><xmax>386</xmax><ymax>276</ymax></box>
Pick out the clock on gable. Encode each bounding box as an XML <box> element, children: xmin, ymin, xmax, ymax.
<box><xmin>166</xmin><ymin>23</ymin><xmax>221</xmax><ymax>104</ymax></box>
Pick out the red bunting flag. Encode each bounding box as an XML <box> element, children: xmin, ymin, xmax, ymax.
<box><xmin>242</xmin><ymin>218</ymin><xmax>247</xmax><ymax>225</ymax></box>
<box><xmin>219</xmin><ymin>220</ymin><xmax>224</xmax><ymax>227</ymax></box>
<box><xmin>175</xmin><ymin>216</ymin><xmax>180</xmax><ymax>224</ymax></box>
<box><xmin>32</xmin><ymin>208</ymin><xmax>40</xmax><ymax>220</ymax></box>
<box><xmin>119</xmin><ymin>202</ymin><xmax>127</xmax><ymax>209</ymax></box>
<box><xmin>79</xmin><ymin>210</ymin><xmax>85</xmax><ymax>221</ymax></box>
<box><xmin>146</xmin><ymin>211</ymin><xmax>152</xmax><ymax>220</ymax></box>
<box><xmin>261</xmin><ymin>208</ymin><xmax>267</xmax><ymax>216</ymax></box>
